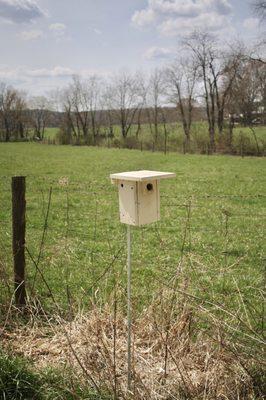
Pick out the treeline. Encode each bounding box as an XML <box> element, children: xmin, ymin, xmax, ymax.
<box><xmin>0</xmin><ymin>31</ymin><xmax>265</xmax><ymax>154</ymax></box>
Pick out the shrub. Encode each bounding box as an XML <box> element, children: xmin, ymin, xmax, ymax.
<box><xmin>191</xmin><ymin>125</ymin><xmax>210</xmax><ymax>154</ymax></box>
<box><xmin>55</xmin><ymin>127</ymin><xmax>72</xmax><ymax>145</ymax></box>
<box><xmin>122</xmin><ymin>136</ymin><xmax>140</xmax><ymax>149</ymax></box>
<box><xmin>232</xmin><ymin>130</ymin><xmax>265</xmax><ymax>156</ymax></box>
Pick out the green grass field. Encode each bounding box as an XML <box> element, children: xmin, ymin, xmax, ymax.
<box><xmin>1</xmin><ymin>143</ymin><xmax>265</xmax><ymax>399</ymax></box>
<box><xmin>0</xmin><ymin>143</ymin><xmax>265</xmax><ymax>321</ymax></box>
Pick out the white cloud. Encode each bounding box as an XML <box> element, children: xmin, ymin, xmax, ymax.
<box><xmin>148</xmin><ymin>0</ymin><xmax>201</xmax><ymax>17</ymax></box>
<box><xmin>0</xmin><ymin>65</ymin><xmax>113</xmax><ymax>95</ymax></box>
<box><xmin>49</xmin><ymin>23</ymin><xmax>66</xmax><ymax>36</ymax></box>
<box><xmin>0</xmin><ymin>66</ymin><xmax>73</xmax><ymax>81</ymax></box>
<box><xmin>0</xmin><ymin>65</ymin><xmax>109</xmax><ymax>82</ymax></box>
<box><xmin>19</xmin><ymin>29</ymin><xmax>43</xmax><ymax>40</ymax></box>
<box><xmin>211</xmin><ymin>0</ymin><xmax>232</xmax><ymax>15</ymax></box>
<box><xmin>132</xmin><ymin>0</ymin><xmax>233</xmax><ymax>35</ymax></box>
<box><xmin>93</xmin><ymin>28</ymin><xmax>102</xmax><ymax>35</ymax></box>
<box><xmin>132</xmin><ymin>7</ymin><xmax>156</xmax><ymax>27</ymax></box>
<box><xmin>160</xmin><ymin>12</ymin><xmax>230</xmax><ymax>36</ymax></box>
<box><xmin>27</xmin><ymin>66</ymin><xmax>74</xmax><ymax>78</ymax></box>
<box><xmin>0</xmin><ymin>65</ymin><xmax>19</xmax><ymax>79</ymax></box>
<box><xmin>243</xmin><ymin>17</ymin><xmax>259</xmax><ymax>31</ymax></box>
<box><xmin>144</xmin><ymin>46</ymin><xmax>174</xmax><ymax>60</ymax></box>
<box><xmin>0</xmin><ymin>66</ymin><xmax>74</xmax><ymax>95</ymax></box>
<box><xmin>0</xmin><ymin>0</ymin><xmax>45</xmax><ymax>23</ymax></box>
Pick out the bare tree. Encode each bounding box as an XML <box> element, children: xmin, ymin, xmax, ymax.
<box><xmin>0</xmin><ymin>83</ymin><xmax>16</xmax><ymax>142</ymax></box>
<box><xmin>146</xmin><ymin>68</ymin><xmax>165</xmax><ymax>146</ymax></box>
<box><xmin>134</xmin><ymin>71</ymin><xmax>147</xmax><ymax>140</ymax></box>
<box><xmin>28</xmin><ymin>96</ymin><xmax>51</xmax><ymax>140</ymax></box>
<box><xmin>183</xmin><ymin>31</ymin><xmax>218</xmax><ymax>153</ymax></box>
<box><xmin>104</xmin><ymin>71</ymin><xmax>141</xmax><ymax>139</ymax></box>
<box><xmin>13</xmin><ymin>93</ymin><xmax>28</xmax><ymax>140</ymax></box>
<box><xmin>250</xmin><ymin>1</ymin><xmax>266</xmax><ymax>63</ymax></box>
<box><xmin>252</xmin><ymin>1</ymin><xmax>266</xmax><ymax>21</ymax></box>
<box><xmin>182</xmin><ymin>32</ymin><xmax>245</xmax><ymax>151</ymax></box>
<box><xmin>213</xmin><ymin>42</ymin><xmax>245</xmax><ymax>135</ymax></box>
<box><xmin>60</xmin><ymin>85</ymin><xmax>79</xmax><ymax>142</ymax></box>
<box><xmin>59</xmin><ymin>75</ymin><xmax>104</xmax><ymax>144</ymax></box>
<box><xmin>166</xmin><ymin>58</ymin><xmax>198</xmax><ymax>151</ymax></box>
<box><xmin>0</xmin><ymin>83</ymin><xmax>27</xmax><ymax>142</ymax></box>
<box><xmin>85</xmin><ymin>75</ymin><xmax>104</xmax><ymax>144</ymax></box>
<box><xmin>60</xmin><ymin>76</ymin><xmax>90</xmax><ymax>143</ymax></box>
<box><xmin>230</xmin><ymin>59</ymin><xmax>266</xmax><ymax>126</ymax></box>
<box><xmin>71</xmin><ymin>75</ymin><xmax>90</xmax><ymax>142</ymax></box>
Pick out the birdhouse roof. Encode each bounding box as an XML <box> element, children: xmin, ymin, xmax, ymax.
<box><xmin>110</xmin><ymin>170</ymin><xmax>176</xmax><ymax>182</ymax></box>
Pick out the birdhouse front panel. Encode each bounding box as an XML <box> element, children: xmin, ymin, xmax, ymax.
<box><xmin>137</xmin><ymin>180</ymin><xmax>160</xmax><ymax>226</ymax></box>
<box><xmin>118</xmin><ymin>180</ymin><xmax>138</xmax><ymax>225</ymax></box>
<box><xmin>116</xmin><ymin>179</ymin><xmax>160</xmax><ymax>226</ymax></box>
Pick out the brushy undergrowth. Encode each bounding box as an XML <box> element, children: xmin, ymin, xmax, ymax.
<box><xmin>53</xmin><ymin>123</ymin><xmax>266</xmax><ymax>156</ymax></box>
<box><xmin>2</xmin><ymin>287</ymin><xmax>265</xmax><ymax>400</ymax></box>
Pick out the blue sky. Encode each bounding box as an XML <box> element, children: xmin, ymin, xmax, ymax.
<box><xmin>0</xmin><ymin>0</ymin><xmax>263</xmax><ymax>95</ymax></box>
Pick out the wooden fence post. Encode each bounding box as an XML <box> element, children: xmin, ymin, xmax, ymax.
<box><xmin>12</xmin><ymin>176</ymin><xmax>26</xmax><ymax>307</ymax></box>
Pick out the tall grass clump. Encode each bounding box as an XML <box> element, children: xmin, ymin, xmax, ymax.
<box><xmin>0</xmin><ymin>351</ymin><xmax>109</xmax><ymax>400</ymax></box>
<box><xmin>0</xmin><ymin>351</ymin><xmax>42</xmax><ymax>400</ymax></box>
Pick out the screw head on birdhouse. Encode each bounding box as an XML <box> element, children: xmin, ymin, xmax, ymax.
<box><xmin>110</xmin><ymin>170</ymin><xmax>176</xmax><ymax>226</ymax></box>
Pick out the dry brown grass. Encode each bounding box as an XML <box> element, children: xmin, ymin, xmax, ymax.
<box><xmin>2</xmin><ymin>291</ymin><xmax>259</xmax><ymax>400</ymax></box>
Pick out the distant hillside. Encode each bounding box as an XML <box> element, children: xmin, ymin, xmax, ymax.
<box><xmin>36</xmin><ymin>106</ymin><xmax>206</xmax><ymax>128</ymax></box>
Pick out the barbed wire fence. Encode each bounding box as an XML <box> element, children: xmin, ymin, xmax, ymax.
<box><xmin>0</xmin><ymin>174</ymin><xmax>265</xmax><ymax>311</ymax></box>
<box><xmin>0</xmin><ymin>175</ymin><xmax>265</xmax><ymax>397</ymax></box>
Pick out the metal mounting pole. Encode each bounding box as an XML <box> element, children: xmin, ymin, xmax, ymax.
<box><xmin>127</xmin><ymin>224</ymin><xmax>132</xmax><ymax>392</ymax></box>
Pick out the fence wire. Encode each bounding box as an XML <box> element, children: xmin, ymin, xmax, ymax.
<box><xmin>0</xmin><ymin>177</ymin><xmax>265</xmax><ymax>312</ymax></box>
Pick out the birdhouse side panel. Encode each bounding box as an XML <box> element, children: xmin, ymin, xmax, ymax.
<box><xmin>137</xmin><ymin>180</ymin><xmax>160</xmax><ymax>226</ymax></box>
<box><xmin>118</xmin><ymin>181</ymin><xmax>138</xmax><ymax>225</ymax></box>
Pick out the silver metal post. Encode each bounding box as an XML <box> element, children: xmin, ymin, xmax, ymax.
<box><xmin>127</xmin><ymin>224</ymin><xmax>132</xmax><ymax>392</ymax></box>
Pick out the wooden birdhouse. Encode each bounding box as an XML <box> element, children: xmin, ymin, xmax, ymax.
<box><xmin>110</xmin><ymin>170</ymin><xmax>176</xmax><ymax>226</ymax></box>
